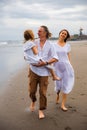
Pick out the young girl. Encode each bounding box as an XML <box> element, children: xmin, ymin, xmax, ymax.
<box><xmin>23</xmin><ymin>29</ymin><xmax>60</xmax><ymax>81</ymax></box>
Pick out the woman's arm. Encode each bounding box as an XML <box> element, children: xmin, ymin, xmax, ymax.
<box><xmin>67</xmin><ymin>52</ymin><xmax>71</xmax><ymax>62</ymax></box>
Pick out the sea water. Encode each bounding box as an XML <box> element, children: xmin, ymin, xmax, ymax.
<box><xmin>0</xmin><ymin>40</ymin><xmax>26</xmax><ymax>92</ymax></box>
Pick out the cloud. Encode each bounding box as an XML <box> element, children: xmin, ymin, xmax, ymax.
<box><xmin>0</xmin><ymin>0</ymin><xmax>87</xmax><ymax>40</ymax></box>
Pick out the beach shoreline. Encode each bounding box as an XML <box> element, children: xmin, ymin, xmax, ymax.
<box><xmin>0</xmin><ymin>41</ymin><xmax>87</xmax><ymax>130</ymax></box>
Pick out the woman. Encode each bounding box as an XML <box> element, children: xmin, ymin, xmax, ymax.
<box><xmin>54</xmin><ymin>29</ymin><xmax>74</xmax><ymax>111</ymax></box>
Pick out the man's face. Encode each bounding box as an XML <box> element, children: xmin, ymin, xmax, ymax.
<box><xmin>38</xmin><ymin>27</ymin><xmax>46</xmax><ymax>38</ymax></box>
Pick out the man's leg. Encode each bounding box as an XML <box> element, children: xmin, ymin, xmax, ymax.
<box><xmin>39</xmin><ymin>76</ymin><xmax>49</xmax><ymax>118</ymax></box>
<box><xmin>29</xmin><ymin>69</ymin><xmax>38</xmax><ymax>111</ymax></box>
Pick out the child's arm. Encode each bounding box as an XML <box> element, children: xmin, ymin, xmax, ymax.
<box><xmin>32</xmin><ymin>46</ymin><xmax>38</xmax><ymax>55</ymax></box>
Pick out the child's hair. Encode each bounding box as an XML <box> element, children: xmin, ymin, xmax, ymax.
<box><xmin>24</xmin><ymin>29</ymin><xmax>34</xmax><ymax>43</ymax></box>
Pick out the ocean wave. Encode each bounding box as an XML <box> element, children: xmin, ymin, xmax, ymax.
<box><xmin>0</xmin><ymin>40</ymin><xmax>23</xmax><ymax>47</ymax></box>
<box><xmin>0</xmin><ymin>41</ymin><xmax>8</xmax><ymax>46</ymax></box>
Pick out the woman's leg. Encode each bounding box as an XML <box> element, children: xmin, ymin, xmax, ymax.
<box><xmin>61</xmin><ymin>93</ymin><xmax>68</xmax><ymax>111</ymax></box>
<box><xmin>56</xmin><ymin>90</ymin><xmax>60</xmax><ymax>104</ymax></box>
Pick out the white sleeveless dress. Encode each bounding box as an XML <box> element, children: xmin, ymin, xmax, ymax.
<box><xmin>53</xmin><ymin>42</ymin><xmax>74</xmax><ymax>94</ymax></box>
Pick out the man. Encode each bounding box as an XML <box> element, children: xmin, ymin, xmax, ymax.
<box><xmin>29</xmin><ymin>25</ymin><xmax>58</xmax><ymax>119</ymax></box>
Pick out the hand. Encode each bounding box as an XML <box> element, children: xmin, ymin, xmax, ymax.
<box><xmin>32</xmin><ymin>61</ymin><xmax>46</xmax><ymax>67</ymax></box>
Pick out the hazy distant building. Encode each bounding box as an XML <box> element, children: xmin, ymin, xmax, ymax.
<box><xmin>79</xmin><ymin>28</ymin><xmax>83</xmax><ymax>36</ymax></box>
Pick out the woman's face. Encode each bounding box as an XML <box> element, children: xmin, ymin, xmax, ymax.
<box><xmin>59</xmin><ymin>30</ymin><xmax>68</xmax><ymax>40</ymax></box>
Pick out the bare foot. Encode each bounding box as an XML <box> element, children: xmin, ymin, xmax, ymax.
<box><xmin>30</xmin><ymin>102</ymin><xmax>35</xmax><ymax>112</ymax></box>
<box><xmin>61</xmin><ymin>106</ymin><xmax>68</xmax><ymax>111</ymax></box>
<box><xmin>39</xmin><ymin>110</ymin><xmax>45</xmax><ymax>119</ymax></box>
<box><xmin>53</xmin><ymin>76</ymin><xmax>61</xmax><ymax>81</ymax></box>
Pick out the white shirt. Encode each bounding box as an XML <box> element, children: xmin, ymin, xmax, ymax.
<box><xmin>30</xmin><ymin>39</ymin><xmax>58</xmax><ymax>76</ymax></box>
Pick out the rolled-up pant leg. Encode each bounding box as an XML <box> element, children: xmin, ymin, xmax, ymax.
<box><xmin>39</xmin><ymin>76</ymin><xmax>49</xmax><ymax>110</ymax></box>
<box><xmin>29</xmin><ymin>69</ymin><xmax>49</xmax><ymax>110</ymax></box>
<box><xmin>29</xmin><ymin>69</ymin><xmax>39</xmax><ymax>102</ymax></box>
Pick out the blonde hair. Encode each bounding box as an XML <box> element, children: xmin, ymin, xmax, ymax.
<box><xmin>24</xmin><ymin>29</ymin><xmax>34</xmax><ymax>43</ymax></box>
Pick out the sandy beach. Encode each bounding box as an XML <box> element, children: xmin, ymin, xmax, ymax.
<box><xmin>0</xmin><ymin>41</ymin><xmax>87</xmax><ymax>130</ymax></box>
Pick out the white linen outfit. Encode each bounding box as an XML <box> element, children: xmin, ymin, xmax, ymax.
<box><xmin>53</xmin><ymin>42</ymin><xmax>74</xmax><ymax>94</ymax></box>
<box><xmin>30</xmin><ymin>39</ymin><xmax>58</xmax><ymax>76</ymax></box>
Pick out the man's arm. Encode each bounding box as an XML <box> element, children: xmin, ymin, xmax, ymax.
<box><xmin>32</xmin><ymin>58</ymin><xmax>58</xmax><ymax>67</ymax></box>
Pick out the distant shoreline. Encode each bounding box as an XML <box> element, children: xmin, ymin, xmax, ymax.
<box><xmin>0</xmin><ymin>34</ymin><xmax>87</xmax><ymax>44</ymax></box>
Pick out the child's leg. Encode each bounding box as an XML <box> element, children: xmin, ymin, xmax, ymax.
<box><xmin>49</xmin><ymin>69</ymin><xmax>61</xmax><ymax>80</ymax></box>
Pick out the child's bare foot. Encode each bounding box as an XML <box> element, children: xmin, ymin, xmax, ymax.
<box><xmin>30</xmin><ymin>102</ymin><xmax>35</xmax><ymax>112</ymax></box>
<box><xmin>39</xmin><ymin>110</ymin><xmax>45</xmax><ymax>119</ymax></box>
<box><xmin>53</xmin><ymin>76</ymin><xmax>61</xmax><ymax>81</ymax></box>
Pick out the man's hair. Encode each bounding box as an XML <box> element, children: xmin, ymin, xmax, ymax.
<box><xmin>41</xmin><ymin>25</ymin><xmax>52</xmax><ymax>39</ymax></box>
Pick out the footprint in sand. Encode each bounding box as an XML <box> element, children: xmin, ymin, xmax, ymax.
<box><xmin>68</xmin><ymin>105</ymin><xmax>77</xmax><ymax>112</ymax></box>
<box><xmin>65</xmin><ymin>126</ymin><xmax>72</xmax><ymax>130</ymax></box>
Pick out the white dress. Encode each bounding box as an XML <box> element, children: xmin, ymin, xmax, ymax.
<box><xmin>23</xmin><ymin>41</ymin><xmax>41</xmax><ymax>64</ymax></box>
<box><xmin>53</xmin><ymin>42</ymin><xmax>74</xmax><ymax>94</ymax></box>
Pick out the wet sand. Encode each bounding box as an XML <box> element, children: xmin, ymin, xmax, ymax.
<box><xmin>0</xmin><ymin>41</ymin><xmax>87</xmax><ymax>130</ymax></box>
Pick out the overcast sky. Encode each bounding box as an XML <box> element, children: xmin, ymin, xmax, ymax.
<box><xmin>0</xmin><ymin>0</ymin><xmax>87</xmax><ymax>41</ymax></box>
